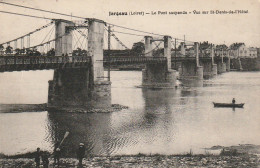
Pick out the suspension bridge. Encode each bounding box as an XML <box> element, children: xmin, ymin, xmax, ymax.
<box><xmin>0</xmin><ymin>2</ymin><xmax>230</xmax><ymax>111</ymax></box>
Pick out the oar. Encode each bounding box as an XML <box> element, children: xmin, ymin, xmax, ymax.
<box><xmin>49</xmin><ymin>131</ymin><xmax>70</xmax><ymax>159</ymax></box>
<box><xmin>58</xmin><ymin>131</ymin><xmax>69</xmax><ymax>148</ymax></box>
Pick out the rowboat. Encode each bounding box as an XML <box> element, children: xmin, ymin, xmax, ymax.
<box><xmin>213</xmin><ymin>102</ymin><xmax>244</xmax><ymax>108</ymax></box>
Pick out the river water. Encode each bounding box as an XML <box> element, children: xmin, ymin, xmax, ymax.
<box><xmin>0</xmin><ymin>71</ymin><xmax>259</xmax><ymax>156</ymax></box>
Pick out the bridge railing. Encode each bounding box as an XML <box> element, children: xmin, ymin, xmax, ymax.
<box><xmin>104</xmin><ymin>57</ymin><xmax>167</xmax><ymax>64</ymax></box>
<box><xmin>0</xmin><ymin>55</ymin><xmax>92</xmax><ymax>65</ymax></box>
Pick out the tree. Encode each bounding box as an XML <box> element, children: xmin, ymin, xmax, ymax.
<box><xmin>26</xmin><ymin>48</ymin><xmax>33</xmax><ymax>56</ymax></box>
<box><xmin>0</xmin><ymin>44</ymin><xmax>4</xmax><ymax>51</ymax></box>
<box><xmin>72</xmin><ymin>48</ymin><xmax>82</xmax><ymax>56</ymax></box>
<box><xmin>216</xmin><ymin>44</ymin><xmax>228</xmax><ymax>50</ymax></box>
<box><xmin>177</xmin><ymin>44</ymin><xmax>182</xmax><ymax>50</ymax></box>
<box><xmin>131</xmin><ymin>42</ymin><xmax>144</xmax><ymax>56</ymax></box>
<box><xmin>5</xmin><ymin>46</ymin><xmax>13</xmax><ymax>54</ymax></box>
<box><xmin>20</xmin><ymin>48</ymin><xmax>25</xmax><ymax>55</ymax></box>
<box><xmin>0</xmin><ymin>44</ymin><xmax>4</xmax><ymax>55</ymax></box>
<box><xmin>15</xmin><ymin>48</ymin><xmax>21</xmax><ymax>55</ymax></box>
<box><xmin>33</xmin><ymin>50</ymin><xmax>41</xmax><ymax>56</ymax></box>
<box><xmin>199</xmin><ymin>41</ymin><xmax>211</xmax><ymax>50</ymax></box>
<box><xmin>47</xmin><ymin>48</ymin><xmax>55</xmax><ymax>56</ymax></box>
<box><xmin>81</xmin><ymin>49</ymin><xmax>88</xmax><ymax>56</ymax></box>
<box><xmin>229</xmin><ymin>43</ymin><xmax>244</xmax><ymax>50</ymax></box>
<box><xmin>152</xmin><ymin>48</ymin><xmax>164</xmax><ymax>57</ymax></box>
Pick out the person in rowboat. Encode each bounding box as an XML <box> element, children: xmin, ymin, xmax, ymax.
<box><xmin>232</xmin><ymin>98</ymin><xmax>236</xmax><ymax>104</ymax></box>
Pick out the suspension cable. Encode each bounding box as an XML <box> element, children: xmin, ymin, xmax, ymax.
<box><xmin>24</xmin><ymin>32</ymin><xmax>67</xmax><ymax>50</ymax></box>
<box><xmin>142</xmin><ymin>41</ymin><xmax>163</xmax><ymax>56</ymax></box>
<box><xmin>0</xmin><ymin>20</ymin><xmax>53</xmax><ymax>45</ymax></box>
<box><xmin>0</xmin><ymin>2</ymin><xmax>196</xmax><ymax>44</ymax></box>
<box><xmin>0</xmin><ymin>10</ymin><xmax>53</xmax><ymax>20</ymax></box>
<box><xmin>40</xmin><ymin>25</ymin><xmax>55</xmax><ymax>45</ymax></box>
<box><xmin>0</xmin><ymin>1</ymin><xmax>85</xmax><ymax>19</ymax></box>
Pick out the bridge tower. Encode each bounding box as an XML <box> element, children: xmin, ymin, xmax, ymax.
<box><xmin>142</xmin><ymin>36</ymin><xmax>177</xmax><ymax>88</ymax></box>
<box><xmin>226</xmin><ymin>54</ymin><xmax>231</xmax><ymax>72</ymax></box>
<box><xmin>178</xmin><ymin>42</ymin><xmax>203</xmax><ymax>80</ymax></box>
<box><xmin>48</xmin><ymin>19</ymin><xmax>111</xmax><ymax>111</ymax></box>
<box><xmin>211</xmin><ymin>45</ymin><xmax>218</xmax><ymax>76</ymax></box>
<box><xmin>200</xmin><ymin>44</ymin><xmax>217</xmax><ymax>78</ymax></box>
<box><xmin>54</xmin><ymin>19</ymin><xmax>74</xmax><ymax>56</ymax></box>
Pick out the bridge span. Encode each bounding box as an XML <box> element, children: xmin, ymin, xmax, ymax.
<box><xmin>0</xmin><ymin>18</ymin><xmax>231</xmax><ymax>111</ymax></box>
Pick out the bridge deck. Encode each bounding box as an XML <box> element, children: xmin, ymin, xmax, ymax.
<box><xmin>0</xmin><ymin>56</ymin><xmax>168</xmax><ymax>72</ymax></box>
<box><xmin>0</xmin><ymin>55</ymin><xmax>228</xmax><ymax>72</ymax></box>
<box><xmin>0</xmin><ymin>56</ymin><xmax>91</xmax><ymax>72</ymax></box>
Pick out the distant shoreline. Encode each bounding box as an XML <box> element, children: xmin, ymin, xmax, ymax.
<box><xmin>0</xmin><ymin>103</ymin><xmax>47</xmax><ymax>113</ymax></box>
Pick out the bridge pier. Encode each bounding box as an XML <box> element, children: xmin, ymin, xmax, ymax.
<box><xmin>178</xmin><ymin>62</ymin><xmax>203</xmax><ymax>80</ymax></box>
<box><xmin>201</xmin><ymin>61</ymin><xmax>214</xmax><ymax>79</ymax></box>
<box><xmin>142</xmin><ymin>36</ymin><xmax>176</xmax><ymax>88</ymax></box>
<box><xmin>217</xmin><ymin>62</ymin><xmax>226</xmax><ymax>74</ymax></box>
<box><xmin>226</xmin><ymin>57</ymin><xmax>231</xmax><ymax>72</ymax></box>
<box><xmin>87</xmin><ymin>19</ymin><xmax>111</xmax><ymax>109</ymax></box>
<box><xmin>212</xmin><ymin>64</ymin><xmax>217</xmax><ymax>76</ymax></box>
<box><xmin>216</xmin><ymin>51</ymin><xmax>227</xmax><ymax>74</ymax></box>
<box><xmin>201</xmin><ymin>45</ymin><xmax>217</xmax><ymax>79</ymax></box>
<box><xmin>48</xmin><ymin>19</ymin><xmax>111</xmax><ymax>111</ymax></box>
<box><xmin>179</xmin><ymin>42</ymin><xmax>203</xmax><ymax>80</ymax></box>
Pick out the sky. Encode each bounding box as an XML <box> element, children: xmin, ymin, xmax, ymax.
<box><xmin>0</xmin><ymin>0</ymin><xmax>260</xmax><ymax>49</ymax></box>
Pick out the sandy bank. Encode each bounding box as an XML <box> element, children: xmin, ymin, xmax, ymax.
<box><xmin>0</xmin><ymin>154</ymin><xmax>259</xmax><ymax>168</ymax></box>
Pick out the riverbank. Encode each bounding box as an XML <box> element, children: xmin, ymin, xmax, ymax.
<box><xmin>0</xmin><ymin>154</ymin><xmax>259</xmax><ymax>167</ymax></box>
<box><xmin>1</xmin><ymin>144</ymin><xmax>260</xmax><ymax>167</ymax></box>
<box><xmin>0</xmin><ymin>103</ymin><xmax>128</xmax><ymax>113</ymax></box>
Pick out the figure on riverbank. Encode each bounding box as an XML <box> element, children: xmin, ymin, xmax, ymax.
<box><xmin>53</xmin><ymin>142</ymin><xmax>61</xmax><ymax>167</ymax></box>
<box><xmin>232</xmin><ymin>98</ymin><xmax>236</xmax><ymax>104</ymax></box>
<box><xmin>42</xmin><ymin>153</ymin><xmax>49</xmax><ymax>168</ymax></box>
<box><xmin>35</xmin><ymin>147</ymin><xmax>41</xmax><ymax>168</ymax></box>
<box><xmin>77</xmin><ymin>143</ymin><xmax>86</xmax><ymax>166</ymax></box>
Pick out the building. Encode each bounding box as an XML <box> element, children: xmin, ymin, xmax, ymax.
<box><xmin>199</xmin><ymin>41</ymin><xmax>211</xmax><ymax>57</ymax></box>
<box><xmin>257</xmin><ymin>48</ymin><xmax>260</xmax><ymax>58</ymax></box>
<box><xmin>215</xmin><ymin>44</ymin><xmax>228</xmax><ymax>57</ymax></box>
<box><xmin>229</xmin><ymin>43</ymin><xmax>246</xmax><ymax>58</ymax></box>
<box><xmin>248</xmin><ymin>47</ymin><xmax>257</xmax><ymax>58</ymax></box>
<box><xmin>228</xmin><ymin>43</ymin><xmax>258</xmax><ymax>58</ymax></box>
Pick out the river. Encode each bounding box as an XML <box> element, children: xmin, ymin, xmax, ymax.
<box><xmin>0</xmin><ymin>71</ymin><xmax>259</xmax><ymax>156</ymax></box>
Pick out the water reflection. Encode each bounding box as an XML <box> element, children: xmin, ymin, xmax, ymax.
<box><xmin>47</xmin><ymin>112</ymin><xmax>112</xmax><ymax>157</ymax></box>
<box><xmin>141</xmin><ymin>88</ymin><xmax>178</xmax><ymax>144</ymax></box>
<box><xmin>180</xmin><ymin>79</ymin><xmax>203</xmax><ymax>87</ymax></box>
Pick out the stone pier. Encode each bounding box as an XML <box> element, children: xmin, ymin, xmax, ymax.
<box><xmin>179</xmin><ymin>42</ymin><xmax>203</xmax><ymax>80</ymax></box>
<box><xmin>142</xmin><ymin>36</ymin><xmax>176</xmax><ymax>88</ymax></box>
<box><xmin>217</xmin><ymin>62</ymin><xmax>227</xmax><ymax>74</ymax></box>
<box><xmin>216</xmin><ymin>51</ymin><xmax>227</xmax><ymax>74</ymax></box>
<box><xmin>48</xmin><ymin>19</ymin><xmax>111</xmax><ymax>111</ymax></box>
<box><xmin>226</xmin><ymin>57</ymin><xmax>231</xmax><ymax>72</ymax></box>
<box><xmin>87</xmin><ymin>19</ymin><xmax>111</xmax><ymax>109</ymax></box>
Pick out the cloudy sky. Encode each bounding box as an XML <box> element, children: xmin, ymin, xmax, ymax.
<box><xmin>0</xmin><ymin>0</ymin><xmax>259</xmax><ymax>48</ymax></box>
